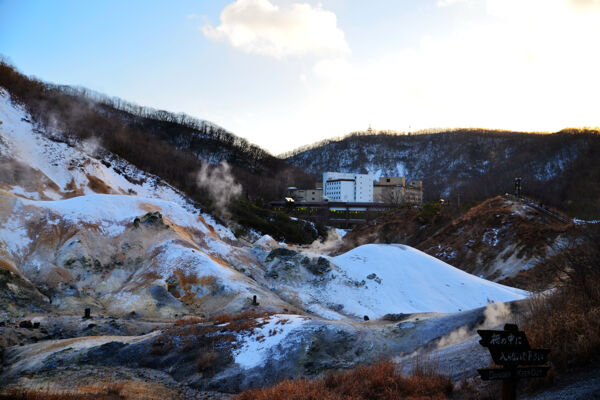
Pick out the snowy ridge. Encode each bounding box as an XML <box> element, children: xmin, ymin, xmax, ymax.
<box><xmin>18</xmin><ymin>194</ymin><xmax>213</xmax><ymax>237</ymax></box>
<box><xmin>0</xmin><ymin>87</ymin><xmax>234</xmax><ymax>239</ymax></box>
<box><xmin>326</xmin><ymin>244</ymin><xmax>527</xmax><ymax>316</ymax></box>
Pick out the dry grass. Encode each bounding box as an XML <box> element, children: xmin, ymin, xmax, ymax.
<box><xmin>0</xmin><ymin>381</ymin><xmax>177</xmax><ymax>400</ymax></box>
<box><xmin>234</xmin><ymin>360</ymin><xmax>453</xmax><ymax>400</ymax></box>
<box><xmin>208</xmin><ymin>253</ymin><xmax>231</xmax><ymax>267</ymax></box>
<box><xmin>522</xmin><ymin>228</ymin><xmax>600</xmax><ymax>372</ymax></box>
<box><xmin>197</xmin><ymin>350</ymin><xmax>219</xmax><ymax>372</ymax></box>
<box><xmin>173</xmin><ymin>316</ymin><xmax>203</xmax><ymax>326</ymax></box>
<box><xmin>524</xmin><ymin>292</ymin><xmax>600</xmax><ymax>371</ymax></box>
<box><xmin>209</xmin><ymin>310</ymin><xmax>271</xmax><ymax>325</ymax></box>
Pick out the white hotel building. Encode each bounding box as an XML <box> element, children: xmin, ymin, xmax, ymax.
<box><xmin>323</xmin><ymin>172</ymin><xmax>374</xmax><ymax>202</ymax></box>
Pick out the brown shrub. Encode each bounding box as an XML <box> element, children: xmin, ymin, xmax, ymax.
<box><xmin>234</xmin><ymin>360</ymin><xmax>453</xmax><ymax>400</ymax></box>
<box><xmin>198</xmin><ymin>275</ymin><xmax>218</xmax><ymax>287</ymax></box>
<box><xmin>173</xmin><ymin>270</ymin><xmax>201</xmax><ymax>286</ymax></box>
<box><xmin>523</xmin><ymin>227</ymin><xmax>600</xmax><ymax>372</ymax></box>
<box><xmin>0</xmin><ymin>383</ymin><xmax>126</xmax><ymax>399</ymax></box>
<box><xmin>0</xmin><ymin>381</ymin><xmax>176</xmax><ymax>400</ymax></box>
<box><xmin>149</xmin><ymin>336</ymin><xmax>173</xmax><ymax>355</ymax></box>
<box><xmin>148</xmin><ymin>311</ymin><xmax>274</xmax><ymax>377</ymax></box>
<box><xmin>173</xmin><ymin>316</ymin><xmax>203</xmax><ymax>326</ymax></box>
<box><xmin>209</xmin><ymin>310</ymin><xmax>271</xmax><ymax>326</ymax></box>
<box><xmin>197</xmin><ymin>350</ymin><xmax>218</xmax><ymax>372</ymax></box>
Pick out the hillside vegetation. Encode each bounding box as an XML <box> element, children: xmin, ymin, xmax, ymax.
<box><xmin>285</xmin><ymin>129</ymin><xmax>600</xmax><ymax>218</ymax></box>
<box><xmin>339</xmin><ymin>196</ymin><xmax>582</xmax><ymax>290</ymax></box>
<box><xmin>0</xmin><ymin>59</ymin><xmax>320</xmax><ymax>243</ymax></box>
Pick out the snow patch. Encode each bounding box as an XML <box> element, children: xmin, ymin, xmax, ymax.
<box><xmin>0</xmin><ymin>214</ymin><xmax>32</xmax><ymax>257</ymax></box>
<box><xmin>9</xmin><ymin>185</ymin><xmax>41</xmax><ymax>200</ymax></box>
<box><xmin>152</xmin><ymin>241</ymin><xmax>240</xmax><ymax>292</ymax></box>
<box><xmin>233</xmin><ymin>314</ymin><xmax>310</xmax><ymax>369</ymax></box>
<box><xmin>573</xmin><ymin>218</ymin><xmax>600</xmax><ymax>225</ymax></box>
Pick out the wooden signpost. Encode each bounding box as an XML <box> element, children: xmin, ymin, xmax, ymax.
<box><xmin>477</xmin><ymin>323</ymin><xmax>551</xmax><ymax>400</ymax></box>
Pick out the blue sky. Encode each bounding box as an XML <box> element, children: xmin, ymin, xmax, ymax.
<box><xmin>1</xmin><ymin>0</ymin><xmax>599</xmax><ymax>154</ymax></box>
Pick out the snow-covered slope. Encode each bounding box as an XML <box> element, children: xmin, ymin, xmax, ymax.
<box><xmin>0</xmin><ymin>87</ymin><xmax>199</xmax><ymax>211</ymax></box>
<box><xmin>0</xmin><ymin>89</ymin><xmax>281</xmax><ymax>317</ymax></box>
<box><xmin>1</xmin><ymin>87</ymin><xmax>527</xmax><ymax>322</ymax></box>
<box><xmin>0</xmin><ymin>191</ymin><xmax>294</xmax><ymax>318</ymax></box>
<box><xmin>328</xmin><ymin>244</ymin><xmax>527</xmax><ymax>315</ymax></box>
<box><xmin>259</xmin><ymin>244</ymin><xmax>527</xmax><ymax>320</ymax></box>
<box><xmin>0</xmin><ymin>88</ymin><xmax>539</xmax><ymax>396</ymax></box>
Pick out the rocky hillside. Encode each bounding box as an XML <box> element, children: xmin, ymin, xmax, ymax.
<box><xmin>0</xmin><ymin>87</ymin><xmax>531</xmax><ymax>397</ymax></box>
<box><xmin>0</xmin><ymin>60</ymin><xmax>315</xmax><ymax>205</ymax></box>
<box><xmin>284</xmin><ymin>130</ymin><xmax>600</xmax><ymax>219</ymax></box>
<box><xmin>339</xmin><ymin>196</ymin><xmax>586</xmax><ymax>290</ymax></box>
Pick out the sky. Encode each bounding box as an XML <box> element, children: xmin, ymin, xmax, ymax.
<box><xmin>1</xmin><ymin>0</ymin><xmax>599</xmax><ymax>154</ymax></box>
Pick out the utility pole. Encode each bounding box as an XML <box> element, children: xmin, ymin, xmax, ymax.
<box><xmin>514</xmin><ymin>178</ymin><xmax>522</xmax><ymax>197</ymax></box>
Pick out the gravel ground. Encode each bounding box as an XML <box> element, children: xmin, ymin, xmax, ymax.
<box><xmin>522</xmin><ymin>367</ymin><xmax>600</xmax><ymax>400</ymax></box>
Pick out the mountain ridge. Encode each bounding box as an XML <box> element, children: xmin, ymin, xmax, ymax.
<box><xmin>284</xmin><ymin>129</ymin><xmax>600</xmax><ymax>218</ymax></box>
<box><xmin>0</xmin><ymin>60</ymin><xmax>315</xmax><ymax>205</ymax></box>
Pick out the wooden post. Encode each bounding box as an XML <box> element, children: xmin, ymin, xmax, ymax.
<box><xmin>502</xmin><ymin>376</ymin><xmax>517</xmax><ymax>400</ymax></box>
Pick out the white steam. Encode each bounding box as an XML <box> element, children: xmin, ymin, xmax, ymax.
<box><xmin>305</xmin><ymin>228</ymin><xmax>345</xmax><ymax>255</ymax></box>
<box><xmin>436</xmin><ymin>325</ymin><xmax>471</xmax><ymax>349</ymax></box>
<box><xmin>196</xmin><ymin>161</ymin><xmax>242</xmax><ymax>219</ymax></box>
<box><xmin>481</xmin><ymin>300</ymin><xmax>511</xmax><ymax>328</ymax></box>
<box><xmin>435</xmin><ymin>301</ymin><xmax>513</xmax><ymax>349</ymax></box>
<box><xmin>77</xmin><ymin>137</ymin><xmax>102</xmax><ymax>157</ymax></box>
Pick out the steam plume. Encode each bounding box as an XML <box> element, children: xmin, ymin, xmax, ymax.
<box><xmin>196</xmin><ymin>161</ymin><xmax>242</xmax><ymax>219</ymax></box>
<box><xmin>435</xmin><ymin>301</ymin><xmax>512</xmax><ymax>349</ymax></box>
<box><xmin>305</xmin><ymin>228</ymin><xmax>345</xmax><ymax>255</ymax></box>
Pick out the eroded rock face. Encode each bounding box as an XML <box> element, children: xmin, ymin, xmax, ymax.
<box><xmin>0</xmin><ymin>195</ymin><xmax>296</xmax><ymax>319</ymax></box>
<box><xmin>133</xmin><ymin>212</ymin><xmax>170</xmax><ymax>229</ymax></box>
<box><xmin>265</xmin><ymin>248</ymin><xmax>297</xmax><ymax>262</ymax></box>
<box><xmin>265</xmin><ymin>249</ymin><xmax>333</xmax><ymax>281</ymax></box>
<box><xmin>0</xmin><ymin>269</ymin><xmax>50</xmax><ymax>319</ymax></box>
<box><xmin>0</xmin><ymin>303</ymin><xmax>509</xmax><ymax>394</ymax></box>
<box><xmin>306</xmin><ymin>257</ymin><xmax>332</xmax><ymax>276</ymax></box>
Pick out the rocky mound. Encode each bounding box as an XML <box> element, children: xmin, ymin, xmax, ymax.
<box><xmin>339</xmin><ymin>196</ymin><xmax>579</xmax><ymax>288</ymax></box>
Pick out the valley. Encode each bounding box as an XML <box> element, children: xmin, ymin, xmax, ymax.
<box><xmin>0</xmin><ymin>82</ymin><xmax>598</xmax><ymax>399</ymax></box>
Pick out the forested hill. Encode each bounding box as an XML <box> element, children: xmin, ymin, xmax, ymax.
<box><xmin>0</xmin><ymin>60</ymin><xmax>315</xmax><ymax>205</ymax></box>
<box><xmin>284</xmin><ymin>129</ymin><xmax>600</xmax><ymax>218</ymax></box>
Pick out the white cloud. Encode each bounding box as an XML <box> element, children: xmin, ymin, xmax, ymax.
<box><xmin>568</xmin><ymin>0</ymin><xmax>600</xmax><ymax>10</ymax></box>
<box><xmin>202</xmin><ymin>0</ymin><xmax>349</xmax><ymax>59</ymax></box>
<box><xmin>437</xmin><ymin>0</ymin><xmax>472</xmax><ymax>7</ymax></box>
<box><xmin>296</xmin><ymin>0</ymin><xmax>600</xmax><ymax>142</ymax></box>
<box><xmin>439</xmin><ymin>0</ymin><xmax>600</xmax><ymax>13</ymax></box>
<box><xmin>313</xmin><ymin>57</ymin><xmax>353</xmax><ymax>81</ymax></box>
<box><xmin>191</xmin><ymin>0</ymin><xmax>600</xmax><ymax>153</ymax></box>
